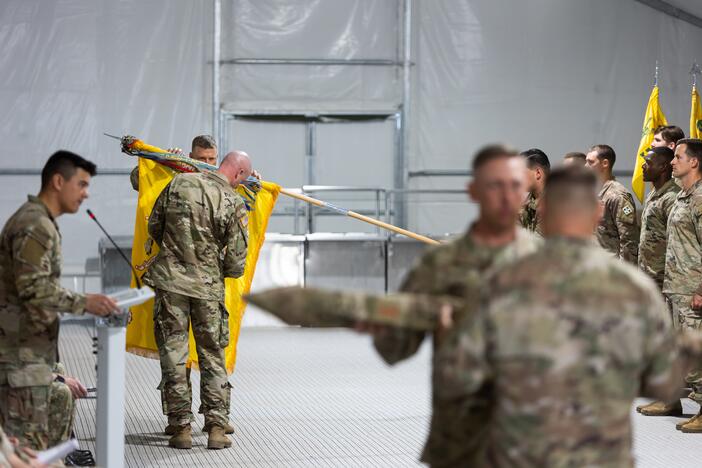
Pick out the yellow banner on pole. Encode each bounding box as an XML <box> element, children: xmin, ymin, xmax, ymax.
<box><xmin>126</xmin><ymin>158</ymin><xmax>280</xmax><ymax>374</ymax></box>
<box><xmin>632</xmin><ymin>86</ymin><xmax>667</xmax><ymax>202</ymax></box>
<box><xmin>691</xmin><ymin>85</ymin><xmax>702</xmax><ymax>139</ymax></box>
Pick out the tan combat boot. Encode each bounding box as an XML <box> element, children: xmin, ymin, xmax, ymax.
<box><xmin>203</xmin><ymin>422</ymin><xmax>235</xmax><ymax>434</ymax></box>
<box><xmin>679</xmin><ymin>409</ymin><xmax>702</xmax><ymax>432</ymax></box>
<box><xmin>637</xmin><ymin>400</ymin><xmax>683</xmax><ymax>416</ymax></box>
<box><xmin>207</xmin><ymin>425</ymin><xmax>233</xmax><ymax>450</ymax></box>
<box><xmin>168</xmin><ymin>425</ymin><xmax>192</xmax><ymax>449</ymax></box>
<box><xmin>164</xmin><ymin>424</ymin><xmax>178</xmax><ymax>435</ymax></box>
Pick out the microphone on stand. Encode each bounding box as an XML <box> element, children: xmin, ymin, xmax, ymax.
<box><xmin>86</xmin><ymin>209</ymin><xmax>143</xmax><ymax>289</ymax></box>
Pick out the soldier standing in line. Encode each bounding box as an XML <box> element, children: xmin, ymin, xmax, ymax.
<box><xmin>562</xmin><ymin>151</ymin><xmax>587</xmax><ymax>166</ymax></box>
<box><xmin>661</xmin><ymin>138</ymin><xmax>702</xmax><ymax>432</ymax></box>
<box><xmin>518</xmin><ymin>148</ymin><xmax>550</xmax><ymax>235</ymax></box>
<box><xmin>146</xmin><ymin>151</ymin><xmax>252</xmax><ymax>449</ymax></box>
<box><xmin>437</xmin><ymin>165</ymin><xmax>695</xmax><ymax>466</ymax></box>
<box><xmin>635</xmin><ymin>147</ymin><xmax>683</xmax><ymax>417</ymax></box>
<box><xmin>585</xmin><ymin>144</ymin><xmax>639</xmax><ymax>263</ymax></box>
<box><xmin>651</xmin><ymin>125</ymin><xmax>685</xmax><ymax>150</ymax></box>
<box><xmin>364</xmin><ymin>144</ymin><xmax>541</xmax><ymax>467</ymax></box>
<box><xmin>0</xmin><ymin>151</ymin><xmax>117</xmax><ymax>450</ymax></box>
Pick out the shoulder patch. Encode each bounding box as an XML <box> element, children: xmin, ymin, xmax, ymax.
<box><xmin>622</xmin><ymin>205</ymin><xmax>633</xmax><ymax>216</ymax></box>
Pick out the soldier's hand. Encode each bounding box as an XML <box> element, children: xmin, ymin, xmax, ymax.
<box><xmin>85</xmin><ymin>294</ymin><xmax>119</xmax><ymax>317</ymax></box>
<box><xmin>252</xmin><ymin>169</ymin><xmax>262</xmax><ymax>180</ymax></box>
<box><xmin>434</xmin><ymin>303</ymin><xmax>454</xmax><ymax>344</ymax></box>
<box><xmin>64</xmin><ymin>375</ymin><xmax>88</xmax><ymax>399</ymax></box>
<box><xmin>692</xmin><ymin>294</ymin><xmax>702</xmax><ymax>311</ymax></box>
<box><xmin>167</xmin><ymin>147</ymin><xmax>183</xmax><ymax>155</ymax></box>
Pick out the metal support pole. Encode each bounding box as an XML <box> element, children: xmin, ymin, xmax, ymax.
<box><xmin>395</xmin><ymin>0</ymin><xmax>412</xmax><ymax>228</ymax></box>
<box><xmin>213</xmin><ymin>0</ymin><xmax>222</xmax><ymax>150</ymax></box>
<box><xmin>305</xmin><ymin>122</ymin><xmax>317</xmax><ymax>233</ymax></box>
<box><xmin>95</xmin><ymin>313</ymin><xmax>128</xmax><ymax>468</ymax></box>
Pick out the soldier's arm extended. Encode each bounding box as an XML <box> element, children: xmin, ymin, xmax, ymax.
<box><xmin>615</xmin><ymin>194</ymin><xmax>639</xmax><ymax>263</ymax></box>
<box><xmin>222</xmin><ymin>201</ymin><xmax>248</xmax><ymax>279</ymax></box>
<box><xmin>147</xmin><ymin>182</ymin><xmax>171</xmax><ymax>246</ymax></box>
<box><xmin>371</xmin><ymin>252</ymin><xmax>436</xmax><ymax>365</ymax></box>
<box><xmin>12</xmin><ymin>223</ymin><xmax>86</xmax><ymax>315</ymax></box>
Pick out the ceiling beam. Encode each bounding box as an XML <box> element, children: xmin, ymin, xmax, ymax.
<box><xmin>634</xmin><ymin>0</ymin><xmax>702</xmax><ymax>29</ymax></box>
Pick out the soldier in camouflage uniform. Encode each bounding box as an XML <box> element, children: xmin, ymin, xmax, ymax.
<box><xmin>130</xmin><ymin>135</ymin><xmax>219</xmax><ymax>191</ymax></box>
<box><xmin>661</xmin><ymin>138</ymin><xmax>702</xmax><ymax>432</ymax></box>
<box><xmin>0</xmin><ymin>151</ymin><xmax>116</xmax><ymax>450</ymax></box>
<box><xmin>146</xmin><ymin>151</ymin><xmax>252</xmax><ymax>449</ymax></box>
<box><xmin>518</xmin><ymin>148</ymin><xmax>550</xmax><ymax>235</ymax></box>
<box><xmin>585</xmin><ymin>144</ymin><xmax>639</xmax><ymax>263</ymax></box>
<box><xmin>436</xmin><ymin>166</ymin><xmax>691</xmax><ymax>466</ymax></box>
<box><xmin>368</xmin><ymin>145</ymin><xmax>541</xmax><ymax>467</ymax></box>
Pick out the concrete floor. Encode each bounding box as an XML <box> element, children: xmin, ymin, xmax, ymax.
<box><xmin>60</xmin><ymin>321</ymin><xmax>702</xmax><ymax>467</ymax></box>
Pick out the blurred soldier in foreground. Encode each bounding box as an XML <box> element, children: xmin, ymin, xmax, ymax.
<box><xmin>585</xmin><ymin>144</ymin><xmax>639</xmax><ymax>263</ymax></box>
<box><xmin>0</xmin><ymin>151</ymin><xmax>117</xmax><ymax>450</ymax></box>
<box><xmin>130</xmin><ymin>134</ymin><xmax>219</xmax><ymax>191</ymax></box>
<box><xmin>518</xmin><ymin>148</ymin><xmax>550</xmax><ymax>235</ymax></box>
<box><xmin>439</xmin><ymin>166</ymin><xmax>692</xmax><ymax>466</ymax></box>
<box><xmin>562</xmin><ymin>151</ymin><xmax>586</xmax><ymax>166</ymax></box>
<box><xmin>366</xmin><ymin>144</ymin><xmax>541</xmax><ymax>467</ymax></box>
<box><xmin>661</xmin><ymin>139</ymin><xmax>702</xmax><ymax>431</ymax></box>
<box><xmin>146</xmin><ymin>151</ymin><xmax>252</xmax><ymax>449</ymax></box>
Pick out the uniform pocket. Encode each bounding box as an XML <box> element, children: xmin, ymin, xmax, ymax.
<box><xmin>219</xmin><ymin>303</ymin><xmax>230</xmax><ymax>348</ymax></box>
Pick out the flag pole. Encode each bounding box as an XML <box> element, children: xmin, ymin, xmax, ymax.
<box><xmin>691</xmin><ymin>62</ymin><xmax>701</xmax><ymax>89</ymax></box>
<box><xmin>279</xmin><ymin>189</ymin><xmax>441</xmax><ymax>245</ymax></box>
<box><xmin>654</xmin><ymin>60</ymin><xmax>660</xmax><ymax>87</ymax></box>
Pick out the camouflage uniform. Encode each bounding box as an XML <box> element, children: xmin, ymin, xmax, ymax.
<box><xmin>518</xmin><ymin>192</ymin><xmax>542</xmax><ymax>235</ymax></box>
<box><xmin>638</xmin><ymin>179</ymin><xmax>680</xmax><ymax>290</ymax></box>
<box><xmin>0</xmin><ymin>196</ymin><xmax>86</xmax><ymax>450</ymax></box>
<box><xmin>49</xmin><ymin>362</ymin><xmax>75</xmax><ymax>447</ymax></box>
<box><xmin>146</xmin><ymin>171</ymin><xmax>248</xmax><ymax>429</ymax></box>
<box><xmin>596</xmin><ymin>179</ymin><xmax>639</xmax><ymax>263</ymax></box>
<box><xmin>373</xmin><ymin>227</ymin><xmax>540</xmax><ymax>467</ymax></box>
<box><xmin>437</xmin><ymin>237</ymin><xmax>682</xmax><ymax>467</ymax></box>
<box><xmin>663</xmin><ymin>178</ymin><xmax>702</xmax><ymax>403</ymax></box>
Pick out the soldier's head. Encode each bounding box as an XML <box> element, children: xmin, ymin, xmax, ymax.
<box><xmin>585</xmin><ymin>144</ymin><xmax>616</xmax><ymax>178</ymax></box>
<box><xmin>672</xmin><ymin>138</ymin><xmax>702</xmax><ymax>182</ymax></box>
<box><xmin>190</xmin><ymin>135</ymin><xmax>218</xmax><ymax>166</ymax></box>
<box><xmin>219</xmin><ymin>150</ymin><xmax>253</xmax><ymax>187</ymax></box>
<box><xmin>520</xmin><ymin>148</ymin><xmax>550</xmax><ymax>193</ymax></box>
<box><xmin>468</xmin><ymin>144</ymin><xmax>526</xmax><ymax>231</ymax></box>
<box><xmin>642</xmin><ymin>147</ymin><xmax>674</xmax><ymax>183</ymax></box>
<box><xmin>39</xmin><ymin>150</ymin><xmax>97</xmax><ymax>216</ymax></box>
<box><xmin>652</xmin><ymin>125</ymin><xmax>685</xmax><ymax>149</ymax></box>
<box><xmin>562</xmin><ymin>152</ymin><xmax>586</xmax><ymax>167</ymax></box>
<box><xmin>541</xmin><ymin>166</ymin><xmax>602</xmax><ymax>238</ymax></box>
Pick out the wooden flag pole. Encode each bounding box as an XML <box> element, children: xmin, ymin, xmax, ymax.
<box><xmin>280</xmin><ymin>188</ymin><xmax>440</xmax><ymax>245</ymax></box>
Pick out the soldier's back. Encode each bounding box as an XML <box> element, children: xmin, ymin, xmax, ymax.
<box><xmin>458</xmin><ymin>238</ymin><xmax>673</xmax><ymax>467</ymax></box>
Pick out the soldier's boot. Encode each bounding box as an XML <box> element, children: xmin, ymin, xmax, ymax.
<box><xmin>680</xmin><ymin>409</ymin><xmax>702</xmax><ymax>433</ymax></box>
<box><xmin>207</xmin><ymin>426</ymin><xmax>232</xmax><ymax>450</ymax></box>
<box><xmin>202</xmin><ymin>422</ymin><xmax>235</xmax><ymax>434</ymax></box>
<box><xmin>168</xmin><ymin>425</ymin><xmax>192</xmax><ymax>449</ymax></box>
<box><xmin>637</xmin><ymin>400</ymin><xmax>683</xmax><ymax>416</ymax></box>
<box><xmin>164</xmin><ymin>424</ymin><xmax>177</xmax><ymax>436</ymax></box>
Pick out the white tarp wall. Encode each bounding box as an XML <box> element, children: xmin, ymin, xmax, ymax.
<box><xmin>1</xmin><ymin>0</ymin><xmax>702</xmax><ymax>272</ymax></box>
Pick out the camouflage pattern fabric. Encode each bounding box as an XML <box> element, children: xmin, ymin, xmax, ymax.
<box><xmin>437</xmin><ymin>237</ymin><xmax>683</xmax><ymax>467</ymax></box>
<box><xmin>48</xmin><ymin>362</ymin><xmax>75</xmax><ymax>447</ymax></box>
<box><xmin>638</xmin><ymin>179</ymin><xmax>680</xmax><ymax>290</ymax></box>
<box><xmin>666</xmin><ymin>294</ymin><xmax>702</xmax><ymax>404</ymax></box>
<box><xmin>518</xmin><ymin>191</ymin><xmax>542</xmax><ymax>235</ymax></box>
<box><xmin>145</xmin><ymin>171</ymin><xmax>248</xmax><ymax>301</ymax></box>
<box><xmin>372</xmin><ymin>227</ymin><xmax>541</xmax><ymax>467</ymax></box>
<box><xmin>0</xmin><ymin>196</ymin><xmax>86</xmax><ymax>450</ymax></box>
<box><xmin>663</xmin><ymin>179</ymin><xmax>702</xmax><ymax>296</ymax></box>
<box><xmin>596</xmin><ymin>179</ymin><xmax>639</xmax><ymax>263</ymax></box>
<box><xmin>154</xmin><ymin>289</ymin><xmax>231</xmax><ymax>428</ymax></box>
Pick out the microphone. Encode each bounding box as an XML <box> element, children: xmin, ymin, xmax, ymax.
<box><xmin>86</xmin><ymin>209</ymin><xmax>143</xmax><ymax>289</ymax></box>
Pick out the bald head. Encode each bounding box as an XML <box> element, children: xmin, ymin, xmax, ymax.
<box><xmin>218</xmin><ymin>150</ymin><xmax>252</xmax><ymax>187</ymax></box>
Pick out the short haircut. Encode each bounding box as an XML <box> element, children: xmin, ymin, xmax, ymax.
<box><xmin>520</xmin><ymin>148</ymin><xmax>550</xmax><ymax>173</ymax></box>
<box><xmin>654</xmin><ymin>125</ymin><xmax>685</xmax><ymax>144</ymax></box>
<box><xmin>471</xmin><ymin>144</ymin><xmax>519</xmax><ymax>172</ymax></box>
<box><xmin>191</xmin><ymin>134</ymin><xmax>217</xmax><ymax>152</ymax></box>
<box><xmin>41</xmin><ymin>150</ymin><xmax>97</xmax><ymax>190</ymax></box>
<box><xmin>563</xmin><ymin>152</ymin><xmax>586</xmax><ymax>163</ymax></box>
<box><xmin>677</xmin><ymin>138</ymin><xmax>702</xmax><ymax>169</ymax></box>
<box><xmin>544</xmin><ymin>165</ymin><xmax>599</xmax><ymax>207</ymax></box>
<box><xmin>589</xmin><ymin>144</ymin><xmax>616</xmax><ymax>168</ymax></box>
<box><xmin>648</xmin><ymin>146</ymin><xmax>674</xmax><ymax>163</ymax></box>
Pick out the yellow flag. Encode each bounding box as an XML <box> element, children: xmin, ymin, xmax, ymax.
<box><xmin>126</xmin><ymin>158</ymin><xmax>280</xmax><ymax>374</ymax></box>
<box><xmin>632</xmin><ymin>86</ymin><xmax>667</xmax><ymax>202</ymax></box>
<box><xmin>691</xmin><ymin>85</ymin><xmax>702</xmax><ymax>139</ymax></box>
